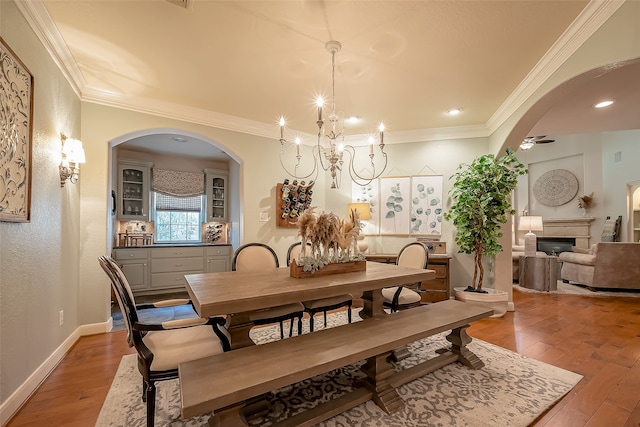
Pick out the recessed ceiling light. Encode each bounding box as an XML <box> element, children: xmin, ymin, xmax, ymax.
<box><xmin>594</xmin><ymin>100</ymin><xmax>614</xmax><ymax>108</ymax></box>
<box><xmin>447</xmin><ymin>108</ymin><xmax>462</xmax><ymax>116</ymax></box>
<box><xmin>347</xmin><ymin>115</ymin><xmax>360</xmax><ymax>123</ymax></box>
<box><xmin>172</xmin><ymin>137</ymin><xmax>187</xmax><ymax>143</ymax></box>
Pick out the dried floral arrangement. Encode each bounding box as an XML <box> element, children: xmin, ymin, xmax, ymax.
<box><xmin>295</xmin><ymin>207</ymin><xmax>366</xmax><ymax>274</ymax></box>
<box><xmin>577</xmin><ymin>193</ymin><xmax>594</xmax><ymax>209</ymax></box>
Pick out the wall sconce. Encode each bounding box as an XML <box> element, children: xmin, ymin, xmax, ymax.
<box><xmin>59</xmin><ymin>134</ymin><xmax>86</xmax><ymax>187</ymax></box>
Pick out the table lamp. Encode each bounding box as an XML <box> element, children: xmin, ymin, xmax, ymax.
<box><xmin>348</xmin><ymin>202</ymin><xmax>371</xmax><ymax>253</ymax></box>
<box><xmin>518</xmin><ymin>215</ymin><xmax>544</xmax><ymax>256</ymax></box>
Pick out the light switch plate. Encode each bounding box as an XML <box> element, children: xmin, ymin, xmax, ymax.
<box><xmin>259</xmin><ymin>212</ymin><xmax>269</xmax><ymax>222</ymax></box>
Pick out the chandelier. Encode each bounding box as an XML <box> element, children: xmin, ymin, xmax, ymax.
<box><xmin>278</xmin><ymin>41</ymin><xmax>388</xmax><ymax>189</ymax></box>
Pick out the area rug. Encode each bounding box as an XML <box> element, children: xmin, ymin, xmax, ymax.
<box><xmin>97</xmin><ymin>311</ymin><xmax>582</xmax><ymax>427</ymax></box>
<box><xmin>514</xmin><ymin>281</ymin><xmax>640</xmax><ymax>297</ymax></box>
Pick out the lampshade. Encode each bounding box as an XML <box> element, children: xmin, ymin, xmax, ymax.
<box><xmin>518</xmin><ymin>216</ymin><xmax>543</xmax><ymax>232</ymax></box>
<box><xmin>347</xmin><ymin>202</ymin><xmax>371</xmax><ymax>220</ymax></box>
<box><xmin>62</xmin><ymin>138</ymin><xmax>86</xmax><ymax>164</ymax></box>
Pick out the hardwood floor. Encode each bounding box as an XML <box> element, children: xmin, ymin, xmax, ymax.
<box><xmin>6</xmin><ymin>290</ymin><xmax>640</xmax><ymax>427</ymax></box>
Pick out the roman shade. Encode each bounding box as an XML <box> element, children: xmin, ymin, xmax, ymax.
<box><xmin>152</xmin><ymin>168</ymin><xmax>204</xmax><ymax>197</ymax></box>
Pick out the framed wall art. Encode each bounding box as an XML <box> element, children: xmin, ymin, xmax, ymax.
<box><xmin>410</xmin><ymin>175</ymin><xmax>443</xmax><ymax>235</ymax></box>
<box><xmin>1</xmin><ymin>37</ymin><xmax>33</xmax><ymax>222</ymax></box>
<box><xmin>379</xmin><ymin>176</ymin><xmax>411</xmax><ymax>235</ymax></box>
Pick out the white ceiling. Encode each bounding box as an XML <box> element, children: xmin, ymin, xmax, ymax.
<box><xmin>25</xmin><ymin>0</ymin><xmax>640</xmax><ymax>158</ymax></box>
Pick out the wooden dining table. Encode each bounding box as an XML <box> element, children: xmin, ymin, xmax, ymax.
<box><xmin>184</xmin><ymin>261</ymin><xmax>435</xmax><ymax>349</ymax></box>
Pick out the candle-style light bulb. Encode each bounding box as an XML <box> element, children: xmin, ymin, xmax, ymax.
<box><xmin>316</xmin><ymin>97</ymin><xmax>324</xmax><ymax>122</ymax></box>
<box><xmin>379</xmin><ymin>123</ymin><xmax>385</xmax><ymax>146</ymax></box>
<box><xmin>295</xmin><ymin>136</ymin><xmax>301</xmax><ymax>156</ymax></box>
<box><xmin>368</xmin><ymin>136</ymin><xmax>374</xmax><ymax>154</ymax></box>
<box><xmin>279</xmin><ymin>117</ymin><xmax>286</xmax><ymax>140</ymax></box>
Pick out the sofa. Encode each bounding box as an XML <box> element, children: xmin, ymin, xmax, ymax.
<box><xmin>558</xmin><ymin>242</ymin><xmax>640</xmax><ymax>290</ymax></box>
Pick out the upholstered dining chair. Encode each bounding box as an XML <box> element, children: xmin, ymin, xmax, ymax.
<box><xmin>287</xmin><ymin>242</ymin><xmax>353</xmax><ymax>332</ymax></box>
<box><xmin>382</xmin><ymin>242</ymin><xmax>429</xmax><ymax>312</ymax></box>
<box><xmin>232</xmin><ymin>243</ymin><xmax>304</xmax><ymax>339</ymax></box>
<box><xmin>98</xmin><ymin>256</ymin><xmax>230</xmax><ymax>427</ymax></box>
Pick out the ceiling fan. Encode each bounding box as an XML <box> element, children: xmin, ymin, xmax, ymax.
<box><xmin>520</xmin><ymin>135</ymin><xmax>555</xmax><ymax>150</ymax></box>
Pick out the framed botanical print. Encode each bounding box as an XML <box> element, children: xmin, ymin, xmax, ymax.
<box><xmin>379</xmin><ymin>176</ymin><xmax>411</xmax><ymax>235</ymax></box>
<box><xmin>410</xmin><ymin>175</ymin><xmax>443</xmax><ymax>235</ymax></box>
<box><xmin>1</xmin><ymin>37</ymin><xmax>33</xmax><ymax>222</ymax></box>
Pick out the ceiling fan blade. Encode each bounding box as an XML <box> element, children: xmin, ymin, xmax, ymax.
<box><xmin>535</xmin><ymin>139</ymin><xmax>555</xmax><ymax>144</ymax></box>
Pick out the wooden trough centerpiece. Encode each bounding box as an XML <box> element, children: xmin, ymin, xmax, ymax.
<box><xmin>290</xmin><ymin>206</ymin><xmax>368</xmax><ymax>278</ymax></box>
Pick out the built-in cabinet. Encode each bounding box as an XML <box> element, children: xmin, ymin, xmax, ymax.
<box><xmin>633</xmin><ymin>209</ymin><xmax>640</xmax><ymax>242</ymax></box>
<box><xmin>113</xmin><ymin>248</ymin><xmax>149</xmax><ymax>292</ymax></box>
<box><xmin>117</xmin><ymin>160</ymin><xmax>152</xmax><ymax>221</ymax></box>
<box><xmin>204</xmin><ymin>168</ymin><xmax>228</xmax><ymax>222</ymax></box>
<box><xmin>113</xmin><ymin>245</ymin><xmax>232</xmax><ymax>295</ymax></box>
<box><xmin>205</xmin><ymin>246</ymin><xmax>231</xmax><ymax>272</ymax></box>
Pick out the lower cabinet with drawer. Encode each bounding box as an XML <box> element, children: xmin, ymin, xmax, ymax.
<box><xmin>113</xmin><ymin>248</ymin><xmax>150</xmax><ymax>292</ymax></box>
<box><xmin>113</xmin><ymin>245</ymin><xmax>232</xmax><ymax>296</ymax></box>
<box><xmin>205</xmin><ymin>245</ymin><xmax>232</xmax><ymax>273</ymax></box>
<box><xmin>420</xmin><ymin>254</ymin><xmax>451</xmax><ymax>303</ymax></box>
<box><xmin>150</xmin><ymin>247</ymin><xmax>205</xmax><ymax>292</ymax></box>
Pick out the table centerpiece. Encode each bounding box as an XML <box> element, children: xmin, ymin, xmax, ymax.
<box><xmin>290</xmin><ymin>207</ymin><xmax>366</xmax><ymax>278</ymax></box>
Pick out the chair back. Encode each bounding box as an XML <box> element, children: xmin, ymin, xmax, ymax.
<box><xmin>286</xmin><ymin>242</ymin><xmax>312</xmax><ymax>266</ymax></box>
<box><xmin>396</xmin><ymin>242</ymin><xmax>429</xmax><ymax>269</ymax></box>
<box><xmin>232</xmin><ymin>243</ymin><xmax>279</xmax><ymax>271</ymax></box>
<box><xmin>98</xmin><ymin>256</ymin><xmax>140</xmax><ymax>347</ymax></box>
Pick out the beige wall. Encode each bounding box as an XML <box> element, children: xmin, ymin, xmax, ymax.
<box><xmin>2</xmin><ymin>0</ymin><xmax>640</xmax><ymax>422</ymax></box>
<box><xmin>0</xmin><ymin>0</ymin><xmax>82</xmax><ymax>411</ymax></box>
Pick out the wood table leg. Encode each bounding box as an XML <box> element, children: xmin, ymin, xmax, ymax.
<box><xmin>445</xmin><ymin>324</ymin><xmax>484</xmax><ymax>369</ymax></box>
<box><xmin>360</xmin><ymin>353</ymin><xmax>405</xmax><ymax>414</ymax></box>
<box><xmin>228</xmin><ymin>312</ymin><xmax>255</xmax><ymax>350</ymax></box>
<box><xmin>359</xmin><ymin>289</ymin><xmax>386</xmax><ymax>320</ymax></box>
<box><xmin>208</xmin><ymin>402</ymin><xmax>248</xmax><ymax>427</ymax></box>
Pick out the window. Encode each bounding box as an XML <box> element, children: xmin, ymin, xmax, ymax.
<box><xmin>154</xmin><ymin>193</ymin><xmax>203</xmax><ymax>242</ymax></box>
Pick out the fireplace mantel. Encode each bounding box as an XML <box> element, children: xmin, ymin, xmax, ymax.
<box><xmin>540</xmin><ymin>217</ymin><xmax>595</xmax><ymax>249</ymax></box>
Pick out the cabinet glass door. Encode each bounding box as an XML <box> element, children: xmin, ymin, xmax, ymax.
<box><xmin>118</xmin><ymin>161</ymin><xmax>151</xmax><ymax>221</ymax></box>
<box><xmin>204</xmin><ymin>170</ymin><xmax>228</xmax><ymax>222</ymax></box>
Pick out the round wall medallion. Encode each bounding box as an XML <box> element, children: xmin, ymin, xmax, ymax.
<box><xmin>533</xmin><ymin>169</ymin><xmax>579</xmax><ymax>206</ymax></box>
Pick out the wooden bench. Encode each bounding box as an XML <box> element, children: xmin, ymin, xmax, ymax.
<box><xmin>179</xmin><ymin>300</ymin><xmax>493</xmax><ymax>426</ymax></box>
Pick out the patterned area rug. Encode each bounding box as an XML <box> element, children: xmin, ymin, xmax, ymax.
<box><xmin>97</xmin><ymin>311</ymin><xmax>582</xmax><ymax>427</ymax></box>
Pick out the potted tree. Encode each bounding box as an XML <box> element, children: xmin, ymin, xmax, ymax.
<box><xmin>444</xmin><ymin>148</ymin><xmax>526</xmax><ymax>316</ymax></box>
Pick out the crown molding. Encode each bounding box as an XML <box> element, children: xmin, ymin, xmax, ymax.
<box><xmin>16</xmin><ymin>0</ymin><xmax>86</xmax><ymax>98</ymax></box>
<box><xmin>486</xmin><ymin>0</ymin><xmax>624</xmax><ymax>134</ymax></box>
<box><xmin>21</xmin><ymin>0</ymin><xmax>620</xmax><ymax>144</ymax></box>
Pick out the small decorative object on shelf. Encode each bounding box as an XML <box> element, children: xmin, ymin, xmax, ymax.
<box><xmin>276</xmin><ymin>179</ymin><xmax>314</xmax><ymax>227</ymax></box>
<box><xmin>577</xmin><ymin>193</ymin><xmax>593</xmax><ymax>216</ymax></box>
<box><xmin>290</xmin><ymin>207</ymin><xmax>366</xmax><ymax>278</ymax></box>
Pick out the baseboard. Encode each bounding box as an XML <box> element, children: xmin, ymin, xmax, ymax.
<box><xmin>0</xmin><ymin>319</ymin><xmax>112</xmax><ymax>426</ymax></box>
<box><xmin>508</xmin><ymin>301</ymin><xmax>515</xmax><ymax>312</ymax></box>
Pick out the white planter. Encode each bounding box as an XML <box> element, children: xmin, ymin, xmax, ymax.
<box><xmin>454</xmin><ymin>287</ymin><xmax>508</xmax><ymax>318</ymax></box>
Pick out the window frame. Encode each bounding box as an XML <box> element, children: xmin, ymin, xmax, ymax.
<box><xmin>152</xmin><ymin>192</ymin><xmax>205</xmax><ymax>244</ymax></box>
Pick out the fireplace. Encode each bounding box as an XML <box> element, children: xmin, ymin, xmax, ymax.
<box><xmin>537</xmin><ymin>237</ymin><xmax>575</xmax><ymax>256</ymax></box>
<box><xmin>539</xmin><ymin>217</ymin><xmax>594</xmax><ymax>250</ymax></box>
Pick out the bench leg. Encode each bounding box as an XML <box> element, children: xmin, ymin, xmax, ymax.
<box><xmin>446</xmin><ymin>324</ymin><xmax>484</xmax><ymax>369</ymax></box>
<box><xmin>208</xmin><ymin>402</ymin><xmax>248</xmax><ymax>427</ymax></box>
<box><xmin>361</xmin><ymin>353</ymin><xmax>405</xmax><ymax>414</ymax></box>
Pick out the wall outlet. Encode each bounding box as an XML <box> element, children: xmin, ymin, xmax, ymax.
<box><xmin>59</xmin><ymin>310</ymin><xmax>64</xmax><ymax>326</ymax></box>
<box><xmin>259</xmin><ymin>212</ymin><xmax>269</xmax><ymax>222</ymax></box>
